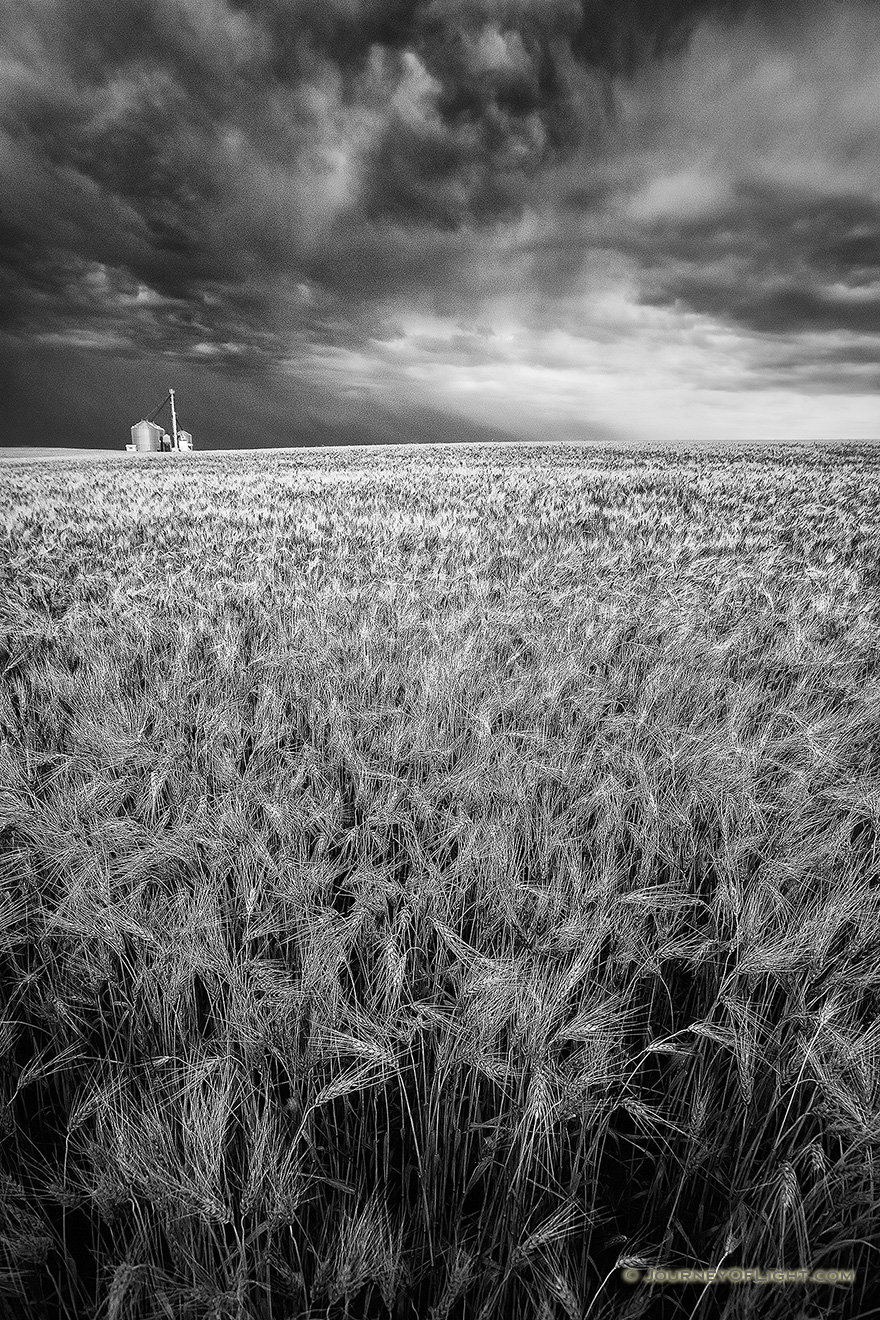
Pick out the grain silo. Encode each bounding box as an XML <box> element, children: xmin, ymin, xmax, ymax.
<box><xmin>131</xmin><ymin>419</ymin><xmax>164</xmax><ymax>452</ymax></box>
<box><xmin>126</xmin><ymin>389</ymin><xmax>196</xmax><ymax>452</ymax></box>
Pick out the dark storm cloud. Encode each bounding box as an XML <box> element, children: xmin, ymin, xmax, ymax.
<box><xmin>496</xmin><ymin>0</ymin><xmax>880</xmax><ymax>426</ymax></box>
<box><xmin>628</xmin><ymin>186</ymin><xmax>880</xmax><ymax>336</ymax></box>
<box><xmin>653</xmin><ymin>278</ymin><xmax>880</xmax><ymax>338</ymax></box>
<box><xmin>1</xmin><ymin>0</ymin><xmax>809</xmax><ymax>363</ymax></box>
<box><xmin>4</xmin><ymin>0</ymin><xmax>879</xmax><ymax>449</ymax></box>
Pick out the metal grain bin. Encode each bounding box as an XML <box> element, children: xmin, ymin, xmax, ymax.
<box><xmin>131</xmin><ymin>419</ymin><xmax>163</xmax><ymax>452</ymax></box>
<box><xmin>177</xmin><ymin>429</ymin><xmax>194</xmax><ymax>451</ymax></box>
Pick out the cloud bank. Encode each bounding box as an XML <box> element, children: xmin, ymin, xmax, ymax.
<box><xmin>1</xmin><ymin>0</ymin><xmax>877</xmax><ymax>445</ymax></box>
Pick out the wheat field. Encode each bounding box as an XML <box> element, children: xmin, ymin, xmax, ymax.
<box><xmin>1</xmin><ymin>441</ymin><xmax>879</xmax><ymax>1319</ymax></box>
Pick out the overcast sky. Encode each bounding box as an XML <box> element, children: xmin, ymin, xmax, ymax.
<box><xmin>2</xmin><ymin>0</ymin><xmax>878</xmax><ymax>448</ymax></box>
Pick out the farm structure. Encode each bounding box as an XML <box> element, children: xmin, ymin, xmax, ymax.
<box><xmin>126</xmin><ymin>388</ymin><xmax>194</xmax><ymax>453</ymax></box>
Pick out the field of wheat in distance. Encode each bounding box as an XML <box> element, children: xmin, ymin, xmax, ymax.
<box><xmin>2</xmin><ymin>441</ymin><xmax>879</xmax><ymax>1320</ymax></box>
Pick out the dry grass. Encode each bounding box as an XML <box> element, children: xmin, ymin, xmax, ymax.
<box><xmin>0</xmin><ymin>448</ymin><xmax>124</xmax><ymax>462</ymax></box>
<box><xmin>1</xmin><ymin>440</ymin><xmax>879</xmax><ymax>1319</ymax></box>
